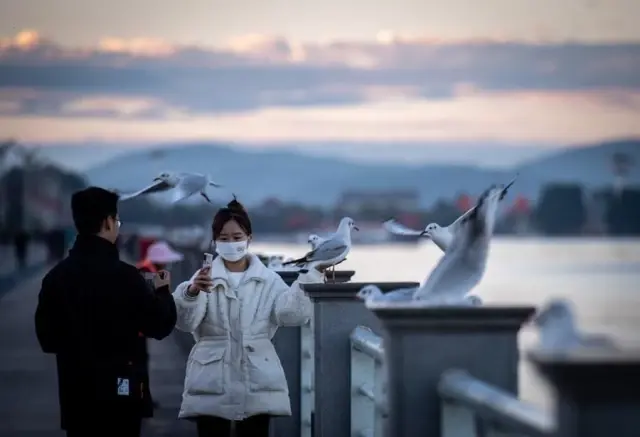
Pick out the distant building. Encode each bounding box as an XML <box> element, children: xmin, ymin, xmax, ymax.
<box><xmin>258</xmin><ymin>197</ymin><xmax>284</xmax><ymax>215</ymax></box>
<box><xmin>583</xmin><ymin>190</ymin><xmax>608</xmax><ymax>235</ymax></box>
<box><xmin>0</xmin><ymin>142</ymin><xmax>87</xmax><ymax>234</ymax></box>
<box><xmin>508</xmin><ymin>195</ymin><xmax>534</xmax><ymax>235</ymax></box>
<box><xmin>455</xmin><ymin>193</ymin><xmax>473</xmax><ymax>212</ymax></box>
<box><xmin>337</xmin><ymin>189</ymin><xmax>419</xmax><ymax>215</ymax></box>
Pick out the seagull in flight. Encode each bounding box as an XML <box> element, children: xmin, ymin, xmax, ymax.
<box><xmin>412</xmin><ymin>183</ymin><xmax>505</xmax><ymax>304</ymax></box>
<box><xmin>383</xmin><ymin>174</ymin><xmax>518</xmax><ymax>252</ymax></box>
<box><xmin>118</xmin><ymin>171</ymin><xmax>222</xmax><ymax>204</ymax></box>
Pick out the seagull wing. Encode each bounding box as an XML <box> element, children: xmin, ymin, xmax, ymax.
<box><xmin>383</xmin><ymin>219</ymin><xmax>424</xmax><ymax>236</ymax></box>
<box><xmin>169</xmin><ymin>174</ymin><xmax>209</xmax><ymax>203</ymax></box>
<box><xmin>306</xmin><ymin>237</ymin><xmax>349</xmax><ymax>263</ymax></box>
<box><xmin>310</xmin><ymin>237</ymin><xmax>327</xmax><ymax>250</ymax></box>
<box><xmin>447</xmin><ymin>206</ymin><xmax>477</xmax><ymax>235</ymax></box>
<box><xmin>118</xmin><ymin>180</ymin><xmax>170</xmax><ymax>201</ymax></box>
<box><xmin>413</xmin><ymin>242</ymin><xmax>485</xmax><ymax>301</ymax></box>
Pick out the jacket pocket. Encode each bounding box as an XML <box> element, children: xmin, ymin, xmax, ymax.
<box><xmin>185</xmin><ymin>345</ymin><xmax>226</xmax><ymax>395</ymax></box>
<box><xmin>246</xmin><ymin>340</ymin><xmax>288</xmax><ymax>392</ymax></box>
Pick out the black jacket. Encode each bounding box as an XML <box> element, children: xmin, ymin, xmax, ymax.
<box><xmin>34</xmin><ymin>234</ymin><xmax>177</xmax><ymax>429</ymax></box>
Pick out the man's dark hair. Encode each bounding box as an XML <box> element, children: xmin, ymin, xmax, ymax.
<box><xmin>71</xmin><ymin>186</ymin><xmax>119</xmax><ymax>235</ymax></box>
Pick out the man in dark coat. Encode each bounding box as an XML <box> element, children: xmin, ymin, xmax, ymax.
<box><xmin>34</xmin><ymin>187</ymin><xmax>177</xmax><ymax>437</ymax></box>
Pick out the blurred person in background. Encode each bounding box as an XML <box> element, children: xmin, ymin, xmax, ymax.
<box><xmin>172</xmin><ymin>197</ymin><xmax>329</xmax><ymax>437</ymax></box>
<box><xmin>45</xmin><ymin>229</ymin><xmax>67</xmax><ymax>263</ymax></box>
<box><xmin>136</xmin><ymin>240</ymin><xmax>184</xmax><ymax>413</ymax></box>
<box><xmin>34</xmin><ymin>187</ymin><xmax>177</xmax><ymax>437</ymax></box>
<box><xmin>137</xmin><ymin>240</ymin><xmax>184</xmax><ymax>274</ymax></box>
<box><xmin>13</xmin><ymin>228</ymin><xmax>29</xmax><ymax>270</ymax></box>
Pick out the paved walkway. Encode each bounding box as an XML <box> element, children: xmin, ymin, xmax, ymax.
<box><xmin>0</xmin><ymin>270</ymin><xmax>197</xmax><ymax>437</ymax></box>
<box><xmin>0</xmin><ymin>244</ymin><xmax>46</xmax><ymax>275</ymax></box>
<box><xmin>0</xmin><ymin>244</ymin><xmax>47</xmax><ymax>296</ymax></box>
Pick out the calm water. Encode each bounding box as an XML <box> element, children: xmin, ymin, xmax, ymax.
<box><xmin>253</xmin><ymin>237</ymin><xmax>640</xmax><ymax>409</ymax></box>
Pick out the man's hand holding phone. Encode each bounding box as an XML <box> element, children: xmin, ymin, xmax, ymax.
<box><xmin>153</xmin><ymin>270</ymin><xmax>171</xmax><ymax>290</ymax></box>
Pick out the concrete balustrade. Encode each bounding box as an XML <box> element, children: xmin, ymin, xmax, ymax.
<box><xmin>165</xmin><ymin>247</ymin><xmax>640</xmax><ymax>437</ymax></box>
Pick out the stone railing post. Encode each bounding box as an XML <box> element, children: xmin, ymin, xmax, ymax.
<box><xmin>531</xmin><ymin>350</ymin><xmax>640</xmax><ymax>437</ymax></box>
<box><xmin>271</xmin><ymin>269</ymin><xmax>355</xmax><ymax>437</ymax></box>
<box><xmin>301</xmin><ymin>282</ymin><xmax>419</xmax><ymax>437</ymax></box>
<box><xmin>172</xmin><ymin>247</ymin><xmax>201</xmax><ymax>354</ymax></box>
<box><xmin>368</xmin><ymin>305</ymin><xmax>534</xmax><ymax>437</ymax></box>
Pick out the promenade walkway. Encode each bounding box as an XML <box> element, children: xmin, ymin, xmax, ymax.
<box><xmin>0</xmin><ymin>268</ymin><xmax>196</xmax><ymax>437</ymax></box>
<box><xmin>0</xmin><ymin>244</ymin><xmax>47</xmax><ymax>295</ymax></box>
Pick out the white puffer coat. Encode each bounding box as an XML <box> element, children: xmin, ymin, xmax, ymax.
<box><xmin>172</xmin><ymin>253</ymin><xmax>322</xmax><ymax>420</ymax></box>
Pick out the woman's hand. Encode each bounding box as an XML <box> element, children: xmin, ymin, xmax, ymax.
<box><xmin>187</xmin><ymin>267</ymin><xmax>213</xmax><ymax>295</ymax></box>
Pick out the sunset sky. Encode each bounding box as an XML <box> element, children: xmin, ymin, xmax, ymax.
<box><xmin>0</xmin><ymin>0</ymin><xmax>639</xmax><ymax>163</ymax></box>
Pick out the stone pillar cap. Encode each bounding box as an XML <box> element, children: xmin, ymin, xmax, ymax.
<box><xmin>369</xmin><ymin>305</ymin><xmax>535</xmax><ymax>330</ymax></box>
<box><xmin>277</xmin><ymin>269</ymin><xmax>355</xmax><ymax>284</ymax></box>
<box><xmin>301</xmin><ymin>282</ymin><xmax>418</xmax><ymax>300</ymax></box>
<box><xmin>529</xmin><ymin>349</ymin><xmax>640</xmax><ymax>399</ymax></box>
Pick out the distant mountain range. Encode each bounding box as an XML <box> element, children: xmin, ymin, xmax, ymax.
<box><xmin>85</xmin><ymin>139</ymin><xmax>640</xmax><ymax>208</ymax></box>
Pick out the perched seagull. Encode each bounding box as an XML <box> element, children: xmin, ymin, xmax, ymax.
<box><xmin>356</xmin><ymin>284</ymin><xmax>482</xmax><ymax>306</ymax></box>
<box><xmin>268</xmin><ymin>255</ymin><xmax>304</xmax><ymax>272</ymax></box>
<box><xmin>283</xmin><ymin>217</ymin><xmax>358</xmax><ymax>280</ymax></box>
<box><xmin>412</xmin><ymin>183</ymin><xmax>504</xmax><ymax>304</ymax></box>
<box><xmin>383</xmin><ymin>174</ymin><xmax>518</xmax><ymax>252</ymax></box>
<box><xmin>267</xmin><ymin>255</ymin><xmax>285</xmax><ymax>270</ymax></box>
<box><xmin>118</xmin><ymin>171</ymin><xmax>222</xmax><ymax>204</ymax></box>
<box><xmin>532</xmin><ymin>299</ymin><xmax>617</xmax><ymax>352</ymax></box>
<box><xmin>307</xmin><ymin>234</ymin><xmax>326</xmax><ymax>250</ymax></box>
<box><xmin>356</xmin><ymin>284</ymin><xmax>417</xmax><ymax>302</ymax></box>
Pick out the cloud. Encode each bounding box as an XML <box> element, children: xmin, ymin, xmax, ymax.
<box><xmin>1</xmin><ymin>29</ymin><xmax>640</xmax><ymax>118</ymax></box>
<box><xmin>3</xmin><ymin>88</ymin><xmax>640</xmax><ymax>145</ymax></box>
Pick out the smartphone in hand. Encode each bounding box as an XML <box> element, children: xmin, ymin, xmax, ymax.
<box><xmin>142</xmin><ymin>272</ymin><xmax>156</xmax><ymax>290</ymax></box>
<box><xmin>153</xmin><ymin>270</ymin><xmax>171</xmax><ymax>289</ymax></box>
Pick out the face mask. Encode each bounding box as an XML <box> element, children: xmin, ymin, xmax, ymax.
<box><xmin>215</xmin><ymin>240</ymin><xmax>248</xmax><ymax>262</ymax></box>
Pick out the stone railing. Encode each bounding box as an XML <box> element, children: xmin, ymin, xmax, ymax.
<box><xmin>349</xmin><ymin>325</ymin><xmax>386</xmax><ymax>437</ymax></box>
<box><xmin>166</xmin><ymin>246</ymin><xmax>640</xmax><ymax>437</ymax></box>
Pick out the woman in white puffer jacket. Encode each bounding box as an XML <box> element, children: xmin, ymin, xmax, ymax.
<box><xmin>172</xmin><ymin>198</ymin><xmax>325</xmax><ymax>437</ymax></box>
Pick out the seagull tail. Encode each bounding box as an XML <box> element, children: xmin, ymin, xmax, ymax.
<box><xmin>282</xmin><ymin>256</ymin><xmax>307</xmax><ymax>266</ymax></box>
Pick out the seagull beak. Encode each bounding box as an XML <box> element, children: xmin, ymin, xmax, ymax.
<box><xmin>153</xmin><ymin>177</ymin><xmax>161</xmax><ymax>182</ymax></box>
<box><xmin>353</xmin><ymin>226</ymin><xmax>359</xmax><ymax>231</ymax></box>
<box><xmin>499</xmin><ymin>177</ymin><xmax>517</xmax><ymax>200</ymax></box>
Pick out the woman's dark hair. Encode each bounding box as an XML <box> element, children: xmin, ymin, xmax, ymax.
<box><xmin>212</xmin><ymin>195</ymin><xmax>252</xmax><ymax>239</ymax></box>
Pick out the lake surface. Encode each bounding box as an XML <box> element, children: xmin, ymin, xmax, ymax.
<box><xmin>252</xmin><ymin>237</ymin><xmax>640</xmax><ymax>409</ymax></box>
